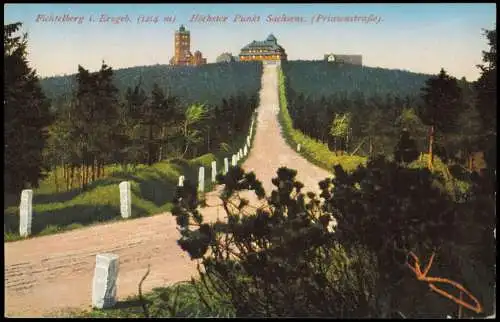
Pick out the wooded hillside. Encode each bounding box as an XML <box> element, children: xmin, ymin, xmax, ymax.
<box><xmin>40</xmin><ymin>62</ymin><xmax>263</xmax><ymax>109</ymax></box>
<box><xmin>281</xmin><ymin>60</ymin><xmax>480</xmax><ymax>168</ymax></box>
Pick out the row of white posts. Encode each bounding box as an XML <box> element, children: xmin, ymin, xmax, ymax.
<box><xmin>15</xmin><ymin>115</ymin><xmax>257</xmax><ymax>309</ymax></box>
<box><xmin>178</xmin><ymin>115</ymin><xmax>256</xmax><ymax>192</ymax></box>
<box><xmin>17</xmin><ymin>181</ymin><xmax>133</xmax><ymax>238</ymax></box>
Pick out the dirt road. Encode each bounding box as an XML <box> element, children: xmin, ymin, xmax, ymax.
<box><xmin>4</xmin><ymin>64</ymin><xmax>332</xmax><ymax>317</ymax></box>
<box><xmin>242</xmin><ymin>64</ymin><xmax>331</xmax><ymax>194</ymax></box>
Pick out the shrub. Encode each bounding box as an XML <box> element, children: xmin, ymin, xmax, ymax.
<box><xmin>394</xmin><ymin>128</ymin><xmax>419</xmax><ymax>164</ymax></box>
<box><xmin>172</xmin><ymin>166</ymin><xmax>377</xmax><ymax>317</ymax></box>
<box><xmin>321</xmin><ymin>155</ymin><xmax>495</xmax><ymax>317</ymax></box>
<box><xmin>171</xmin><ymin>160</ymin><xmax>495</xmax><ymax>318</ymax></box>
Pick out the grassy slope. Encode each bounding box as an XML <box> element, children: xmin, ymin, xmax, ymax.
<box><xmin>4</xmin><ymin>155</ymin><xmax>212</xmax><ymax>242</ymax></box>
<box><xmin>4</xmin><ymin>111</ymin><xmax>255</xmax><ymax>242</ymax></box>
<box><xmin>277</xmin><ymin>66</ymin><xmax>367</xmax><ymax>173</ymax></box>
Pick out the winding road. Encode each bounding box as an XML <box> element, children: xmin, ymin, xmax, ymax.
<box><xmin>4</xmin><ymin>64</ymin><xmax>332</xmax><ymax>317</ymax></box>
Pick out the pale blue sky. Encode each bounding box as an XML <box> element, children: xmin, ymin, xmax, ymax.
<box><xmin>4</xmin><ymin>3</ymin><xmax>496</xmax><ymax>80</ymax></box>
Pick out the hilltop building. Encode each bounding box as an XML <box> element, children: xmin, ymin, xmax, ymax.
<box><xmin>239</xmin><ymin>34</ymin><xmax>287</xmax><ymax>62</ymax></box>
<box><xmin>324</xmin><ymin>53</ymin><xmax>362</xmax><ymax>66</ymax></box>
<box><xmin>169</xmin><ymin>25</ymin><xmax>207</xmax><ymax>66</ymax></box>
<box><xmin>216</xmin><ymin>52</ymin><xmax>236</xmax><ymax>63</ymax></box>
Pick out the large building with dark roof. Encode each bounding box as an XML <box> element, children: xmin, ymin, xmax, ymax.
<box><xmin>239</xmin><ymin>34</ymin><xmax>287</xmax><ymax>62</ymax></box>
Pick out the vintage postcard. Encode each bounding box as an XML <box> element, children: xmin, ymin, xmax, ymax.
<box><xmin>4</xmin><ymin>3</ymin><xmax>496</xmax><ymax>318</ymax></box>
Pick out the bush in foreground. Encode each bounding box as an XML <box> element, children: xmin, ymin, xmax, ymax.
<box><xmin>172</xmin><ymin>166</ymin><xmax>376</xmax><ymax>317</ymax></box>
<box><xmin>170</xmin><ymin>157</ymin><xmax>495</xmax><ymax>318</ymax></box>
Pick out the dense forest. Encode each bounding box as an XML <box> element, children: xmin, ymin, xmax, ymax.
<box><xmin>4</xmin><ymin>21</ymin><xmax>262</xmax><ymax>195</ymax></box>
<box><xmin>281</xmin><ymin>60</ymin><xmax>483</xmax><ymax>169</ymax></box>
<box><xmin>40</xmin><ymin>62</ymin><xmax>263</xmax><ymax>109</ymax></box>
<box><xmin>43</xmin><ymin>62</ymin><xmax>261</xmax><ymax>192</ymax></box>
<box><xmin>283</xmin><ymin>61</ymin><xmax>433</xmax><ymax>98</ymax></box>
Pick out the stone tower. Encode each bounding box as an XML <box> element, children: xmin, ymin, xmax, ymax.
<box><xmin>174</xmin><ymin>25</ymin><xmax>192</xmax><ymax>65</ymax></box>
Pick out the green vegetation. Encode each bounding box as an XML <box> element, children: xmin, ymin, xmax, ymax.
<box><xmin>277</xmin><ymin>66</ymin><xmax>367</xmax><ymax>172</ymax></box>
<box><xmin>40</xmin><ymin>61</ymin><xmax>263</xmax><ymax>108</ymax></box>
<box><xmin>4</xmin><ymin>119</ymin><xmax>253</xmax><ymax>242</ymax></box>
<box><xmin>473</xmin><ymin>28</ymin><xmax>497</xmax><ymax>177</ymax></box>
<box><xmin>169</xmin><ymin>164</ymin><xmax>495</xmax><ymax>318</ymax></box>
<box><xmin>281</xmin><ymin>60</ymin><xmax>432</xmax><ymax>98</ymax></box>
<box><xmin>280</xmin><ymin>60</ymin><xmax>481</xmax><ymax>169</ymax></box>
<box><xmin>394</xmin><ymin>129</ymin><xmax>419</xmax><ymax>164</ymax></box>
<box><xmin>73</xmin><ymin>281</ymin><xmax>235</xmax><ymax>318</ymax></box>
<box><xmin>418</xmin><ymin>68</ymin><xmax>464</xmax><ymax>169</ymax></box>
<box><xmin>44</xmin><ymin>62</ymin><xmax>260</xmax><ymax>193</ymax></box>
<box><xmin>279</xmin><ymin>63</ymin><xmax>475</xmax><ymax>204</ymax></box>
<box><xmin>4</xmin><ymin>155</ymin><xmax>207</xmax><ymax>242</ymax></box>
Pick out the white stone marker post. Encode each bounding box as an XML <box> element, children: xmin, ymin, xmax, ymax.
<box><xmin>119</xmin><ymin>181</ymin><xmax>132</xmax><ymax>219</ymax></box>
<box><xmin>232</xmin><ymin>154</ymin><xmax>237</xmax><ymax>166</ymax></box>
<box><xmin>198</xmin><ymin>166</ymin><xmax>205</xmax><ymax>192</ymax></box>
<box><xmin>297</xmin><ymin>144</ymin><xmax>301</xmax><ymax>152</ymax></box>
<box><xmin>19</xmin><ymin>189</ymin><xmax>33</xmax><ymax>237</ymax></box>
<box><xmin>224</xmin><ymin>157</ymin><xmax>229</xmax><ymax>174</ymax></box>
<box><xmin>211</xmin><ymin>161</ymin><xmax>217</xmax><ymax>183</ymax></box>
<box><xmin>247</xmin><ymin>136</ymin><xmax>251</xmax><ymax>147</ymax></box>
<box><xmin>244</xmin><ymin>145</ymin><xmax>248</xmax><ymax>156</ymax></box>
<box><xmin>92</xmin><ymin>253</ymin><xmax>119</xmax><ymax>309</ymax></box>
<box><xmin>178</xmin><ymin>175</ymin><xmax>185</xmax><ymax>187</ymax></box>
<box><xmin>239</xmin><ymin>148</ymin><xmax>243</xmax><ymax>160</ymax></box>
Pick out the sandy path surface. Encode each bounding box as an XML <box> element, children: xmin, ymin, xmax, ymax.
<box><xmin>4</xmin><ymin>64</ymin><xmax>332</xmax><ymax>317</ymax></box>
<box><xmin>242</xmin><ymin>64</ymin><xmax>331</xmax><ymax>194</ymax></box>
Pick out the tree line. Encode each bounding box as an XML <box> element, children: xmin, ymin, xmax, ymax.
<box><xmin>4</xmin><ymin>22</ymin><xmax>262</xmax><ymax>195</ymax></box>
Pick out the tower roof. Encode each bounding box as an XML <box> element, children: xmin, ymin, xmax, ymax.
<box><xmin>266</xmin><ymin>34</ymin><xmax>277</xmax><ymax>42</ymax></box>
<box><xmin>179</xmin><ymin>25</ymin><xmax>186</xmax><ymax>32</ymax></box>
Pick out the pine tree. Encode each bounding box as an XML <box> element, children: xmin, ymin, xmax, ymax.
<box><xmin>455</xmin><ymin>106</ymin><xmax>483</xmax><ymax>170</ymax></box>
<box><xmin>418</xmin><ymin>68</ymin><xmax>463</xmax><ymax>169</ymax></box>
<box><xmin>68</xmin><ymin>62</ymin><xmax>121</xmax><ymax>186</ymax></box>
<box><xmin>122</xmin><ymin>81</ymin><xmax>149</xmax><ymax>167</ymax></box>
<box><xmin>4</xmin><ymin>22</ymin><xmax>53</xmax><ymax>193</ymax></box>
<box><xmin>474</xmin><ymin>27</ymin><xmax>496</xmax><ymax>174</ymax></box>
<box><xmin>144</xmin><ymin>83</ymin><xmax>177</xmax><ymax>165</ymax></box>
